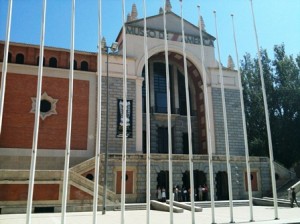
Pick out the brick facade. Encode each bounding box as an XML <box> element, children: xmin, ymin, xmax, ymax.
<box><xmin>0</xmin><ymin>73</ymin><xmax>89</xmax><ymax>150</ymax></box>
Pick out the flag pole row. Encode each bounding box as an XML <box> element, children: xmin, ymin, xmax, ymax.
<box><xmin>0</xmin><ymin>0</ymin><xmax>279</xmax><ymax>223</ymax></box>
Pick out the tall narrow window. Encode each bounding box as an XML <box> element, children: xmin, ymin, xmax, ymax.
<box><xmin>157</xmin><ymin>127</ymin><xmax>168</xmax><ymax>153</ymax></box>
<box><xmin>182</xmin><ymin>133</ymin><xmax>189</xmax><ymax>154</ymax></box>
<box><xmin>154</xmin><ymin>63</ymin><xmax>167</xmax><ymax>113</ymax></box>
<box><xmin>16</xmin><ymin>53</ymin><xmax>24</xmax><ymax>64</ymax></box>
<box><xmin>8</xmin><ymin>52</ymin><xmax>12</xmax><ymax>63</ymax></box>
<box><xmin>178</xmin><ymin>70</ymin><xmax>187</xmax><ymax>115</ymax></box>
<box><xmin>49</xmin><ymin>57</ymin><xmax>57</xmax><ymax>68</ymax></box>
<box><xmin>73</xmin><ymin>60</ymin><xmax>77</xmax><ymax>70</ymax></box>
<box><xmin>81</xmin><ymin>61</ymin><xmax>88</xmax><ymax>71</ymax></box>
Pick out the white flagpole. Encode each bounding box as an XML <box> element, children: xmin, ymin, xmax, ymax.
<box><xmin>163</xmin><ymin>1</ymin><xmax>173</xmax><ymax>223</ymax></box>
<box><xmin>179</xmin><ymin>1</ymin><xmax>195</xmax><ymax>223</ymax></box>
<box><xmin>197</xmin><ymin>5</ymin><xmax>216</xmax><ymax>224</ymax></box>
<box><xmin>0</xmin><ymin>0</ymin><xmax>13</xmax><ymax>134</ymax></box>
<box><xmin>121</xmin><ymin>0</ymin><xmax>128</xmax><ymax>223</ymax></box>
<box><xmin>26</xmin><ymin>0</ymin><xmax>47</xmax><ymax>223</ymax></box>
<box><xmin>143</xmin><ymin>0</ymin><xmax>151</xmax><ymax>224</ymax></box>
<box><xmin>213</xmin><ymin>11</ymin><xmax>234</xmax><ymax>223</ymax></box>
<box><xmin>231</xmin><ymin>14</ymin><xmax>254</xmax><ymax>222</ymax></box>
<box><xmin>92</xmin><ymin>0</ymin><xmax>103</xmax><ymax>222</ymax></box>
<box><xmin>61</xmin><ymin>0</ymin><xmax>75</xmax><ymax>223</ymax></box>
<box><xmin>249</xmin><ymin>0</ymin><xmax>278</xmax><ymax>219</ymax></box>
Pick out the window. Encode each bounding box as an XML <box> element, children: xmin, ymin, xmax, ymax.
<box><xmin>40</xmin><ymin>99</ymin><xmax>51</xmax><ymax>113</ymax></box>
<box><xmin>8</xmin><ymin>52</ymin><xmax>12</xmax><ymax>63</ymax></box>
<box><xmin>182</xmin><ymin>133</ymin><xmax>189</xmax><ymax>154</ymax></box>
<box><xmin>154</xmin><ymin>63</ymin><xmax>167</xmax><ymax>113</ymax></box>
<box><xmin>16</xmin><ymin>53</ymin><xmax>24</xmax><ymax>64</ymax></box>
<box><xmin>157</xmin><ymin>127</ymin><xmax>174</xmax><ymax>153</ymax></box>
<box><xmin>177</xmin><ymin>69</ymin><xmax>192</xmax><ymax>115</ymax></box>
<box><xmin>81</xmin><ymin>61</ymin><xmax>88</xmax><ymax>71</ymax></box>
<box><xmin>36</xmin><ymin>56</ymin><xmax>45</xmax><ymax>66</ymax></box>
<box><xmin>49</xmin><ymin>57</ymin><xmax>57</xmax><ymax>68</ymax></box>
<box><xmin>30</xmin><ymin>92</ymin><xmax>58</xmax><ymax>120</ymax></box>
<box><xmin>73</xmin><ymin>60</ymin><xmax>77</xmax><ymax>70</ymax></box>
<box><xmin>178</xmin><ymin>70</ymin><xmax>187</xmax><ymax>115</ymax></box>
<box><xmin>182</xmin><ymin>132</ymin><xmax>195</xmax><ymax>154</ymax></box>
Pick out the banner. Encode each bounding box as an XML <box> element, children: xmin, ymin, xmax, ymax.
<box><xmin>117</xmin><ymin>99</ymin><xmax>132</xmax><ymax>138</ymax></box>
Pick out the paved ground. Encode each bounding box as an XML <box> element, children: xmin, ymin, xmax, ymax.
<box><xmin>0</xmin><ymin>206</ymin><xmax>300</xmax><ymax>224</ymax></box>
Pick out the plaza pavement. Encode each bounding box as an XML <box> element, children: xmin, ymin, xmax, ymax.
<box><xmin>0</xmin><ymin>206</ymin><xmax>300</xmax><ymax>224</ymax></box>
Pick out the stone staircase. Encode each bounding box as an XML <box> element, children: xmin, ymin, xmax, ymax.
<box><xmin>69</xmin><ymin>170</ymin><xmax>116</xmax><ymax>205</ymax></box>
<box><xmin>276</xmin><ymin>178</ymin><xmax>299</xmax><ymax>199</ymax></box>
<box><xmin>114</xmin><ymin>200</ymin><xmax>250</xmax><ymax>211</ymax></box>
<box><xmin>69</xmin><ymin>156</ymin><xmax>117</xmax><ymax>203</ymax></box>
<box><xmin>0</xmin><ymin>157</ymin><xmax>118</xmax><ymax>213</ymax></box>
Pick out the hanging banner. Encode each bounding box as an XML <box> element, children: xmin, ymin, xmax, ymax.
<box><xmin>117</xmin><ymin>99</ymin><xmax>132</xmax><ymax>138</ymax></box>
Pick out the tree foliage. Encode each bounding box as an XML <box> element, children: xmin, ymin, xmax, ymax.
<box><xmin>241</xmin><ymin>44</ymin><xmax>300</xmax><ymax>168</ymax></box>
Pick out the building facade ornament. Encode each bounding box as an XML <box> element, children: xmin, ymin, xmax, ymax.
<box><xmin>30</xmin><ymin>92</ymin><xmax>58</xmax><ymax>120</ymax></box>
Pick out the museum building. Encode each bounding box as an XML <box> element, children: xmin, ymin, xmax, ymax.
<box><xmin>0</xmin><ymin>3</ymin><xmax>286</xmax><ymax>214</ymax></box>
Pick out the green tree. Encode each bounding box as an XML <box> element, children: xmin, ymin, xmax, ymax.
<box><xmin>271</xmin><ymin>44</ymin><xmax>300</xmax><ymax>167</ymax></box>
<box><xmin>241</xmin><ymin>44</ymin><xmax>300</xmax><ymax>168</ymax></box>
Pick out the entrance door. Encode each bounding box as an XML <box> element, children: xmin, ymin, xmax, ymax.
<box><xmin>157</xmin><ymin>171</ymin><xmax>169</xmax><ymax>199</ymax></box>
<box><xmin>216</xmin><ymin>171</ymin><xmax>229</xmax><ymax>200</ymax></box>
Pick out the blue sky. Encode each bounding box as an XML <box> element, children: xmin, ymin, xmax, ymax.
<box><xmin>0</xmin><ymin>0</ymin><xmax>299</xmax><ymax>65</ymax></box>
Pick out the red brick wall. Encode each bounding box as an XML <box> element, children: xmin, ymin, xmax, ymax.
<box><xmin>0</xmin><ymin>184</ymin><xmax>59</xmax><ymax>201</ymax></box>
<box><xmin>0</xmin><ymin>43</ymin><xmax>97</xmax><ymax>71</ymax></box>
<box><xmin>0</xmin><ymin>73</ymin><xmax>89</xmax><ymax>150</ymax></box>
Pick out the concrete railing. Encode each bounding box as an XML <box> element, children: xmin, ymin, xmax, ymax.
<box><xmin>70</xmin><ymin>157</ymin><xmax>96</xmax><ymax>174</ymax></box>
<box><xmin>290</xmin><ymin>180</ymin><xmax>300</xmax><ymax>194</ymax></box>
<box><xmin>274</xmin><ymin>161</ymin><xmax>296</xmax><ymax>180</ymax></box>
<box><xmin>0</xmin><ymin>169</ymin><xmax>63</xmax><ymax>181</ymax></box>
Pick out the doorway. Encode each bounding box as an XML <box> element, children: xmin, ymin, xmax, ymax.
<box><xmin>216</xmin><ymin>171</ymin><xmax>229</xmax><ymax>200</ymax></box>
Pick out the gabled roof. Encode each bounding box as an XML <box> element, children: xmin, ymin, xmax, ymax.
<box><xmin>116</xmin><ymin>11</ymin><xmax>215</xmax><ymax>43</ymax></box>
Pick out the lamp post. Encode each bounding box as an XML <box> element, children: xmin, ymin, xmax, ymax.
<box><xmin>101</xmin><ymin>37</ymin><xmax>118</xmax><ymax>215</ymax></box>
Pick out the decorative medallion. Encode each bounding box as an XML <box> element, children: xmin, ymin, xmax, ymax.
<box><xmin>30</xmin><ymin>92</ymin><xmax>58</xmax><ymax>120</ymax></box>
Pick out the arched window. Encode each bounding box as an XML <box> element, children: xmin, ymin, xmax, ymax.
<box><xmin>8</xmin><ymin>52</ymin><xmax>12</xmax><ymax>63</ymax></box>
<box><xmin>80</xmin><ymin>61</ymin><xmax>88</xmax><ymax>71</ymax></box>
<box><xmin>49</xmin><ymin>57</ymin><xmax>57</xmax><ymax>68</ymax></box>
<box><xmin>16</xmin><ymin>53</ymin><xmax>24</xmax><ymax>64</ymax></box>
<box><xmin>36</xmin><ymin>57</ymin><xmax>45</xmax><ymax>66</ymax></box>
<box><xmin>73</xmin><ymin>60</ymin><xmax>77</xmax><ymax>70</ymax></box>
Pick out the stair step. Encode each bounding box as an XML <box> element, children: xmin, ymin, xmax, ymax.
<box><xmin>113</xmin><ymin>201</ymin><xmax>249</xmax><ymax>211</ymax></box>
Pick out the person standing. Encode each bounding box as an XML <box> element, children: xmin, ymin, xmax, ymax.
<box><xmin>174</xmin><ymin>186</ymin><xmax>179</xmax><ymax>201</ymax></box>
<box><xmin>157</xmin><ymin>187</ymin><xmax>162</xmax><ymax>202</ymax></box>
<box><xmin>290</xmin><ymin>188</ymin><xmax>299</xmax><ymax>208</ymax></box>
<box><xmin>198</xmin><ymin>185</ymin><xmax>203</xmax><ymax>201</ymax></box>
<box><xmin>161</xmin><ymin>187</ymin><xmax>166</xmax><ymax>202</ymax></box>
